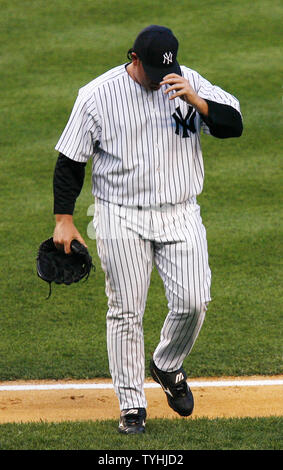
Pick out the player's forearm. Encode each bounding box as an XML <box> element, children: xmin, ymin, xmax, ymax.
<box><xmin>184</xmin><ymin>94</ymin><xmax>242</xmax><ymax>137</ymax></box>
<box><xmin>55</xmin><ymin>214</ymin><xmax>74</xmax><ymax>223</ymax></box>
<box><xmin>201</xmin><ymin>99</ymin><xmax>243</xmax><ymax>138</ymax></box>
<box><xmin>53</xmin><ymin>153</ymin><xmax>86</xmax><ymax>215</ymax></box>
<box><xmin>189</xmin><ymin>95</ymin><xmax>209</xmax><ymax>116</ymax></box>
<box><xmin>161</xmin><ymin>74</ymin><xmax>242</xmax><ymax>138</ymax></box>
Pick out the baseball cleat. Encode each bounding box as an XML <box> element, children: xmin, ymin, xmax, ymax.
<box><xmin>118</xmin><ymin>408</ymin><xmax>146</xmax><ymax>434</ymax></box>
<box><xmin>150</xmin><ymin>359</ymin><xmax>194</xmax><ymax>417</ymax></box>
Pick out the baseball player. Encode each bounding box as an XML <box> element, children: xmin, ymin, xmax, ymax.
<box><xmin>52</xmin><ymin>25</ymin><xmax>243</xmax><ymax>434</ymax></box>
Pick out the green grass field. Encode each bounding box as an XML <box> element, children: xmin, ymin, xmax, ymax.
<box><xmin>0</xmin><ymin>417</ymin><xmax>282</xmax><ymax>450</ymax></box>
<box><xmin>0</xmin><ymin>0</ymin><xmax>282</xmax><ymax>450</ymax></box>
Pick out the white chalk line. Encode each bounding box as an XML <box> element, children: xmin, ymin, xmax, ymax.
<box><xmin>1</xmin><ymin>378</ymin><xmax>283</xmax><ymax>392</ymax></box>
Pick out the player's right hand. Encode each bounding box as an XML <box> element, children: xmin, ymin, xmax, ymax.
<box><xmin>53</xmin><ymin>214</ymin><xmax>88</xmax><ymax>254</ymax></box>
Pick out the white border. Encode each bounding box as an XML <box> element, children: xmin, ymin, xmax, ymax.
<box><xmin>1</xmin><ymin>378</ymin><xmax>283</xmax><ymax>392</ymax></box>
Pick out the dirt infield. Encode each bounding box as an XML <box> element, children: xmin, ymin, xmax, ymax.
<box><xmin>0</xmin><ymin>376</ymin><xmax>283</xmax><ymax>424</ymax></box>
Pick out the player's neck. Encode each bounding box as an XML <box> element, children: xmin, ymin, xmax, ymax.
<box><xmin>126</xmin><ymin>63</ymin><xmax>136</xmax><ymax>83</ymax></box>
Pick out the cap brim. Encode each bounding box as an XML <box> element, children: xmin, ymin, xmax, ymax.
<box><xmin>142</xmin><ymin>61</ymin><xmax>181</xmax><ymax>83</ymax></box>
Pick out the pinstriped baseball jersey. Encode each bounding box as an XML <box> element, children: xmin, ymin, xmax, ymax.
<box><xmin>54</xmin><ymin>61</ymin><xmax>242</xmax><ymax>412</ymax></box>
<box><xmin>55</xmin><ymin>64</ymin><xmax>241</xmax><ymax>207</ymax></box>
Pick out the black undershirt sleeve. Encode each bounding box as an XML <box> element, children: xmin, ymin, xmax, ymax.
<box><xmin>53</xmin><ymin>153</ymin><xmax>86</xmax><ymax>215</ymax></box>
<box><xmin>201</xmin><ymin>99</ymin><xmax>243</xmax><ymax>138</ymax></box>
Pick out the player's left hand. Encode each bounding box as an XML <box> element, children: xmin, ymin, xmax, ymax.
<box><xmin>161</xmin><ymin>74</ymin><xmax>196</xmax><ymax>103</ymax></box>
<box><xmin>161</xmin><ymin>74</ymin><xmax>209</xmax><ymax>116</ymax></box>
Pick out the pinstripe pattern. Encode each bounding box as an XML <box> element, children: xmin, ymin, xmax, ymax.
<box><xmin>55</xmin><ymin>64</ymin><xmax>241</xmax><ymax>207</ymax></box>
<box><xmin>55</xmin><ymin>62</ymin><xmax>240</xmax><ymax>411</ymax></box>
<box><xmin>94</xmin><ymin>198</ymin><xmax>211</xmax><ymax>410</ymax></box>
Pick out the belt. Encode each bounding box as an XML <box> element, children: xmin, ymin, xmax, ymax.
<box><xmin>118</xmin><ymin>203</ymin><xmax>174</xmax><ymax>210</ymax></box>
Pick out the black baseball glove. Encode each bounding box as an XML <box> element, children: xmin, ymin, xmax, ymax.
<box><xmin>37</xmin><ymin>237</ymin><xmax>94</xmax><ymax>298</ymax></box>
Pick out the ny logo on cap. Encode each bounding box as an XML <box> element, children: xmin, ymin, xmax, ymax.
<box><xmin>163</xmin><ymin>51</ymin><xmax>173</xmax><ymax>65</ymax></box>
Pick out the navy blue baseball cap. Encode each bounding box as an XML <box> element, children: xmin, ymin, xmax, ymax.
<box><xmin>130</xmin><ymin>25</ymin><xmax>181</xmax><ymax>83</ymax></box>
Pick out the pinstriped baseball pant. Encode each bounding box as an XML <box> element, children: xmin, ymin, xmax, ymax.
<box><xmin>93</xmin><ymin>198</ymin><xmax>211</xmax><ymax>411</ymax></box>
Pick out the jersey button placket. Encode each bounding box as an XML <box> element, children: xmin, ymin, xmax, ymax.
<box><xmin>151</xmin><ymin>96</ymin><xmax>162</xmax><ymax>204</ymax></box>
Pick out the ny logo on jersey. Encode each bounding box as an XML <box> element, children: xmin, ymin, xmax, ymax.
<box><xmin>163</xmin><ymin>51</ymin><xmax>173</xmax><ymax>65</ymax></box>
<box><xmin>172</xmin><ymin>106</ymin><xmax>196</xmax><ymax>138</ymax></box>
